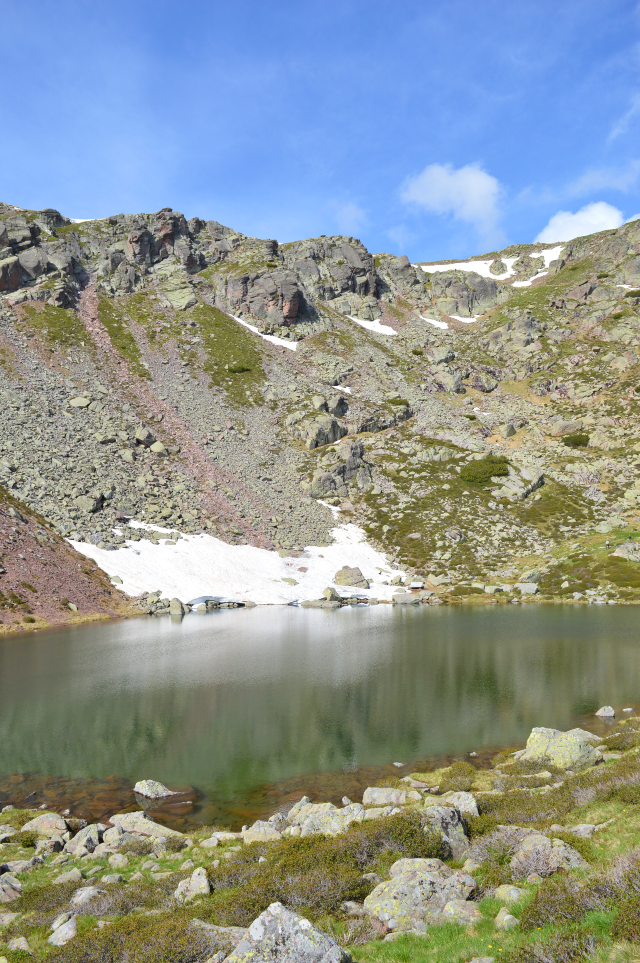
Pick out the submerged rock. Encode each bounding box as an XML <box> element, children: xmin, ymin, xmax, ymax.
<box><xmin>133</xmin><ymin>779</ymin><xmax>175</xmax><ymax>799</ymax></box>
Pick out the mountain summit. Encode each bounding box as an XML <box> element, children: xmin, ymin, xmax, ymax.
<box><xmin>1</xmin><ymin>201</ymin><xmax>640</xmax><ymax>623</ymax></box>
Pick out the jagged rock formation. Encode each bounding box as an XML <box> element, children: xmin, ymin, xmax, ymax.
<box><xmin>2</xmin><ymin>197</ymin><xmax>640</xmax><ymax>619</ymax></box>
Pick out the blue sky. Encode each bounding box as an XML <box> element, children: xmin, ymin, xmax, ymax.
<box><xmin>2</xmin><ymin>0</ymin><xmax>640</xmax><ymax>260</ymax></box>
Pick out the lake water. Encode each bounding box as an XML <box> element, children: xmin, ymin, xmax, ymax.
<box><xmin>0</xmin><ymin>604</ymin><xmax>638</xmax><ymax>830</ymax></box>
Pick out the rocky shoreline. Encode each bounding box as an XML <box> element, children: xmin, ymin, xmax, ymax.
<box><xmin>2</xmin><ymin>709</ymin><xmax>640</xmax><ymax>962</ymax></box>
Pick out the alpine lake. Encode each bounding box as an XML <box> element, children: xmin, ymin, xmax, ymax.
<box><xmin>0</xmin><ymin>604</ymin><xmax>637</xmax><ymax>831</ymax></box>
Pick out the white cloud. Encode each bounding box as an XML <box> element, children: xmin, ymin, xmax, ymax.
<box><xmin>566</xmin><ymin>160</ymin><xmax>640</xmax><ymax>196</ymax></box>
<box><xmin>535</xmin><ymin>201</ymin><xmax>624</xmax><ymax>243</ymax></box>
<box><xmin>331</xmin><ymin>201</ymin><xmax>367</xmax><ymax>236</ymax></box>
<box><xmin>400</xmin><ymin>162</ymin><xmax>503</xmax><ymax>243</ymax></box>
<box><xmin>608</xmin><ymin>92</ymin><xmax>640</xmax><ymax>143</ymax></box>
<box><xmin>627</xmin><ymin>212</ymin><xmax>640</xmax><ymax>224</ymax></box>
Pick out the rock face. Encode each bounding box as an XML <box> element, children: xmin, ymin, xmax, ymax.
<box><xmin>225</xmin><ymin>902</ymin><xmax>352</xmax><ymax>963</ymax></box>
<box><xmin>2</xmin><ymin>199</ymin><xmax>640</xmax><ymax>617</ymax></box>
<box><xmin>520</xmin><ymin>727</ymin><xmax>603</xmax><ymax>769</ymax></box>
<box><xmin>363</xmin><ymin>857</ymin><xmax>475</xmax><ymax>931</ymax></box>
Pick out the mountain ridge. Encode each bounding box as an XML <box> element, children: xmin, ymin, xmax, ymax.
<box><xmin>1</xmin><ymin>200</ymin><xmax>640</xmax><ymax>624</ymax></box>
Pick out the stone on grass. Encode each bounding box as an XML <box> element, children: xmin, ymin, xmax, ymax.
<box><xmin>102</xmin><ymin>873</ymin><xmax>123</xmax><ymax>884</ymax></box>
<box><xmin>519</xmin><ymin>728</ymin><xmax>603</xmax><ymax>770</ymax></box>
<box><xmin>362</xmin><ymin>788</ymin><xmax>421</xmax><ymax>807</ymax></box>
<box><xmin>226</xmin><ymin>901</ymin><xmax>351</xmax><ymax>963</ymax></box>
<box><xmin>70</xmin><ymin>885</ymin><xmax>104</xmax><ymax>908</ymax></box>
<box><xmin>422</xmin><ymin>806</ymin><xmax>470</xmax><ymax>860</ymax></box>
<box><xmin>174</xmin><ymin>866</ymin><xmax>211</xmax><ymax>903</ymax></box>
<box><xmin>494</xmin><ymin>884</ymin><xmax>524</xmax><ymax>904</ymax></box>
<box><xmin>109</xmin><ymin>810</ymin><xmax>184</xmax><ymax>839</ymax></box>
<box><xmin>242</xmin><ymin>821</ymin><xmax>282</xmax><ymax>845</ymax></box>
<box><xmin>53</xmin><ymin>868</ymin><xmax>83</xmax><ymax>886</ymax></box>
<box><xmin>442</xmin><ymin>899</ymin><xmax>482</xmax><ymax>925</ymax></box>
<box><xmin>363</xmin><ymin>859</ymin><xmax>475</xmax><ymax>931</ymax></box>
<box><xmin>21</xmin><ymin>812</ymin><xmax>67</xmax><ymax>837</ymax></box>
<box><xmin>108</xmin><ymin>853</ymin><xmax>129</xmax><ymax>869</ymax></box>
<box><xmin>441</xmin><ymin>792</ymin><xmax>479</xmax><ymax>817</ymax></box>
<box><xmin>7</xmin><ymin>937</ymin><xmax>31</xmax><ymax>954</ymax></box>
<box><xmin>494</xmin><ymin>906</ymin><xmax>518</xmax><ymax>930</ymax></box>
<box><xmin>48</xmin><ymin>916</ymin><xmax>77</xmax><ymax>946</ymax></box>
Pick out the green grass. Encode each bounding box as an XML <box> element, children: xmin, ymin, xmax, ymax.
<box><xmin>19</xmin><ymin>304</ymin><xmax>92</xmax><ymax>350</ymax></box>
<box><xmin>97</xmin><ymin>296</ymin><xmax>150</xmax><ymax>379</ymax></box>
<box><xmin>460</xmin><ymin>455</ymin><xmax>509</xmax><ymax>485</ymax></box>
<box><xmin>188</xmin><ymin>302</ymin><xmax>265</xmax><ymax>406</ymax></box>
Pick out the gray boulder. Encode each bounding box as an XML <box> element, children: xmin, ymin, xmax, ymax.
<box><xmin>519</xmin><ymin>727</ymin><xmax>603</xmax><ymax>770</ymax></box>
<box><xmin>334</xmin><ymin>566</ymin><xmax>370</xmax><ymax>589</ymax></box>
<box><xmin>510</xmin><ymin>834</ymin><xmax>588</xmax><ymax>879</ymax></box>
<box><xmin>422</xmin><ymin>806</ymin><xmax>470</xmax><ymax>859</ymax></box>
<box><xmin>109</xmin><ymin>810</ymin><xmax>185</xmax><ymax>839</ymax></box>
<box><xmin>48</xmin><ymin>916</ymin><xmax>77</xmax><ymax>946</ymax></box>
<box><xmin>226</xmin><ymin>901</ymin><xmax>351</xmax><ymax>963</ymax></box>
<box><xmin>363</xmin><ymin>858</ymin><xmax>475</xmax><ymax>931</ymax></box>
<box><xmin>175</xmin><ymin>866</ymin><xmax>211</xmax><ymax>903</ymax></box>
<box><xmin>133</xmin><ymin>779</ymin><xmax>175</xmax><ymax>799</ymax></box>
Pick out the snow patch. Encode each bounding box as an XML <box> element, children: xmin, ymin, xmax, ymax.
<box><xmin>415</xmin><ymin>256</ymin><xmax>519</xmax><ymax>281</ymax></box>
<box><xmin>231</xmin><ymin>314</ymin><xmax>297</xmax><ymax>351</ymax></box>
<box><xmin>512</xmin><ymin>271</ymin><xmax>548</xmax><ymax>288</ymax></box>
<box><xmin>414</xmin><ymin>246</ymin><xmax>563</xmax><ymax>284</ymax></box>
<box><xmin>348</xmin><ymin>315</ymin><xmax>396</xmax><ymax>335</ymax></box>
<box><xmin>70</xmin><ymin>522</ymin><xmax>404</xmax><ymax>605</ymax></box>
<box><xmin>449</xmin><ymin>315</ymin><xmax>481</xmax><ymax>324</ymax></box>
<box><xmin>420</xmin><ymin>314</ymin><xmax>449</xmax><ymax>330</ymax></box>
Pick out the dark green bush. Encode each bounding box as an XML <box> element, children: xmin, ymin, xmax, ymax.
<box><xmin>16</xmin><ymin>829</ymin><xmax>39</xmax><ymax>848</ymax></box>
<box><xmin>510</xmin><ymin>930</ymin><xmax>596</xmax><ymax>963</ymax></box>
<box><xmin>460</xmin><ymin>455</ymin><xmax>509</xmax><ymax>484</ymax></box>
<box><xmin>611</xmin><ymin>895</ymin><xmax>640</xmax><ymax>941</ymax></box>
<box><xmin>49</xmin><ymin>912</ymin><xmax>216</xmax><ymax>963</ymax></box>
<box><xmin>439</xmin><ymin>761</ymin><xmax>477</xmax><ymax>793</ymax></box>
<box><xmin>227</xmin><ymin>363</ymin><xmax>251</xmax><ymax>374</ymax></box>
<box><xmin>388</xmin><ymin>398</ymin><xmax>409</xmax><ymax>406</ymax></box>
<box><xmin>563</xmin><ymin>433</ymin><xmax>589</xmax><ymax>448</ymax></box>
<box><xmin>624</xmin><ymin>290</ymin><xmax>640</xmax><ymax>298</ymax></box>
<box><xmin>519</xmin><ymin>877</ymin><xmax>604</xmax><ymax>930</ymax></box>
<box><xmin>616</xmin><ymin>784</ymin><xmax>640</xmax><ymax>805</ymax></box>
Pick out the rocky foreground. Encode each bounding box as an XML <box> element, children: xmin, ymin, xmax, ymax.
<box><xmin>2</xmin><ymin>711</ymin><xmax>640</xmax><ymax>961</ymax></box>
<box><xmin>2</xmin><ymin>203</ymin><xmax>640</xmax><ymax>621</ymax></box>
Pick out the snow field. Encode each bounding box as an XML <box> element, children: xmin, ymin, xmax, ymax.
<box><xmin>70</xmin><ymin>521</ymin><xmax>405</xmax><ymax>605</ymax></box>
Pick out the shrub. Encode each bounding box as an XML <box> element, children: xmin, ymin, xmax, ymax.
<box><xmin>510</xmin><ymin>930</ymin><xmax>596</xmax><ymax>963</ymax></box>
<box><xmin>460</xmin><ymin>455</ymin><xmax>509</xmax><ymax>484</ymax></box>
<box><xmin>519</xmin><ymin>877</ymin><xmax>605</xmax><ymax>930</ymax></box>
<box><xmin>208</xmin><ymin>813</ymin><xmax>445</xmax><ymax>925</ymax></box>
<box><xmin>16</xmin><ymin>829</ymin><xmax>39</xmax><ymax>848</ymax></box>
<box><xmin>439</xmin><ymin>761</ymin><xmax>477</xmax><ymax>793</ymax></box>
<box><xmin>563</xmin><ymin>433</ymin><xmax>589</xmax><ymax>448</ymax></box>
<box><xmin>611</xmin><ymin>895</ymin><xmax>640</xmax><ymax>942</ymax></box>
<box><xmin>411</xmin><ymin>349</ymin><xmax>423</xmax><ymax>356</ymax></box>
<box><xmin>227</xmin><ymin>363</ymin><xmax>251</xmax><ymax>374</ymax></box>
<box><xmin>48</xmin><ymin>912</ymin><xmax>217</xmax><ymax>963</ymax></box>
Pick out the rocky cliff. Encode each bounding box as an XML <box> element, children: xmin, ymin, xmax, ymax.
<box><xmin>2</xmin><ymin>199</ymin><xmax>640</xmax><ymax>621</ymax></box>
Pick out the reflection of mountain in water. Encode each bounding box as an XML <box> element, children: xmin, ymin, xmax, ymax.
<box><xmin>0</xmin><ymin>606</ymin><xmax>637</xmax><ymax>808</ymax></box>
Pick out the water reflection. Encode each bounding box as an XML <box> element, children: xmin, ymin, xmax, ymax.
<box><xmin>0</xmin><ymin>605</ymin><xmax>637</xmax><ymax>827</ymax></box>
